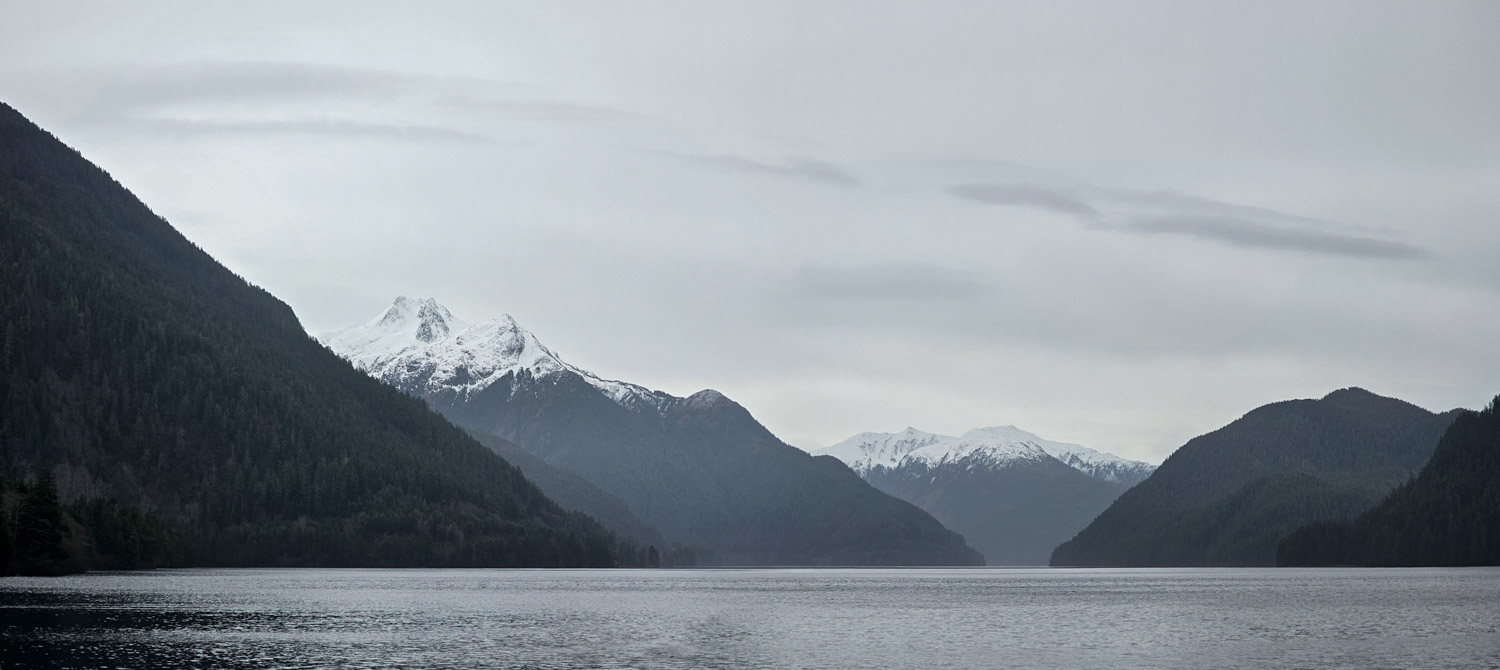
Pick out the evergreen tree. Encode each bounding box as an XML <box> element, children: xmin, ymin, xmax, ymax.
<box><xmin>0</xmin><ymin>478</ymin><xmax>14</xmax><ymax>573</ymax></box>
<box><xmin>15</xmin><ymin>472</ymin><xmax>67</xmax><ymax>575</ymax></box>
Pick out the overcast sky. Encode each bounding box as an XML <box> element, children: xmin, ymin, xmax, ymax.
<box><xmin>4</xmin><ymin>1</ymin><xmax>1498</xmax><ymax>461</ymax></box>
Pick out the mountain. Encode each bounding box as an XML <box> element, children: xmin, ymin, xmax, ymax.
<box><xmin>818</xmin><ymin>426</ymin><xmax>1154</xmax><ymax>565</ymax></box>
<box><xmin>0</xmin><ymin>102</ymin><xmax>619</xmax><ymax>574</ymax></box>
<box><xmin>322</xmin><ymin>300</ymin><xmax>983</xmax><ymax>566</ymax></box>
<box><xmin>1050</xmin><ymin>388</ymin><xmax>1459</xmax><ymax>567</ymax></box>
<box><xmin>1278</xmin><ymin>394</ymin><xmax>1500</xmax><ymax>566</ymax></box>
<box><xmin>322</xmin><ymin>297</ymin><xmax>677</xmax><ymax>415</ymax></box>
<box><xmin>463</xmin><ymin>430</ymin><xmax>665</xmax><ymax>548</ymax></box>
<box><xmin>822</xmin><ymin>426</ymin><xmax>1154</xmax><ymax>486</ymax></box>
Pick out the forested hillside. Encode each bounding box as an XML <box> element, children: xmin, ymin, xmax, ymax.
<box><xmin>1278</xmin><ymin>395</ymin><xmax>1500</xmax><ymax>566</ymax></box>
<box><xmin>464</xmin><ymin>430</ymin><xmax>666</xmax><ymax>549</ymax></box>
<box><xmin>1050</xmin><ymin>389</ymin><xmax>1457</xmax><ymax>567</ymax></box>
<box><xmin>0</xmin><ymin>102</ymin><xmax>618</xmax><ymax>573</ymax></box>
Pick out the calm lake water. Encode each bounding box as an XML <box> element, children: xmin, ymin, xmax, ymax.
<box><xmin>2</xmin><ymin>567</ymin><xmax>1498</xmax><ymax>669</ymax></box>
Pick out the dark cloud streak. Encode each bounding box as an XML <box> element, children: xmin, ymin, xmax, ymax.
<box><xmin>949</xmin><ymin>181</ymin><xmax>1429</xmax><ymax>261</ymax></box>
<box><xmin>949</xmin><ymin>183</ymin><xmax>1103</xmax><ymax>220</ymax></box>
<box><xmin>1127</xmin><ymin>215</ymin><xmax>1429</xmax><ymax>260</ymax></box>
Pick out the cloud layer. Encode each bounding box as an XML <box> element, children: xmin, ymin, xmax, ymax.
<box><xmin>949</xmin><ymin>182</ymin><xmax>1428</xmax><ymax>260</ymax></box>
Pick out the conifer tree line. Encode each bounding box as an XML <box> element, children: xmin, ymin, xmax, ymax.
<box><xmin>1278</xmin><ymin>395</ymin><xmax>1500</xmax><ymax>566</ymax></box>
<box><xmin>0</xmin><ymin>471</ymin><xmax>188</xmax><ymax>575</ymax></box>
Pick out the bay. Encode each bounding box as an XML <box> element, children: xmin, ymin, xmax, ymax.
<box><xmin>3</xmin><ymin>567</ymin><xmax>1498</xmax><ymax>669</ymax></box>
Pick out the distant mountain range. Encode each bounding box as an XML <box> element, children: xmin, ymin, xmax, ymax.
<box><xmin>322</xmin><ymin>299</ymin><xmax>983</xmax><ymax>566</ymax></box>
<box><xmin>5</xmin><ymin>100</ymin><xmax>1489</xmax><ymax>574</ymax></box>
<box><xmin>0</xmin><ymin>102</ymin><xmax>618</xmax><ymax>575</ymax></box>
<box><xmin>818</xmin><ymin>426</ymin><xmax>1154</xmax><ymax>565</ymax></box>
<box><xmin>1051</xmin><ymin>388</ymin><xmax>1460</xmax><ymax>567</ymax></box>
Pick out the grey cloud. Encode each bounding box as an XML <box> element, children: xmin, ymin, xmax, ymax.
<box><xmin>122</xmin><ymin>117</ymin><xmax>500</xmax><ymax>144</ymax></box>
<box><xmin>948</xmin><ymin>183</ymin><xmax>1103</xmax><ymax>220</ymax></box>
<box><xmin>673</xmin><ymin>153</ymin><xmax>861</xmax><ymax>187</ymax></box>
<box><xmin>788</xmin><ymin>160</ymin><xmax>861</xmax><ymax>187</ymax></box>
<box><xmin>72</xmin><ymin>61</ymin><xmax>645</xmax><ymax>130</ymax></box>
<box><xmin>949</xmin><ymin>181</ymin><xmax>1428</xmax><ymax>261</ymax></box>
<box><xmin>1125</xmin><ymin>215</ymin><xmax>1429</xmax><ymax>260</ymax></box>
<box><xmin>72</xmin><ymin>62</ymin><xmax>473</xmax><ymax>126</ymax></box>
<box><xmin>791</xmin><ymin>264</ymin><xmax>992</xmax><ymax>301</ymax></box>
<box><xmin>111</xmin><ymin>61</ymin><xmax>453</xmax><ymax>107</ymax></box>
<box><xmin>1108</xmin><ymin>189</ymin><xmax>1345</xmax><ymax>230</ymax></box>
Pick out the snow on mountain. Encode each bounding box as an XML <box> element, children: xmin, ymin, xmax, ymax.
<box><xmin>320</xmin><ymin>297</ymin><xmax>671</xmax><ymax>411</ymax></box>
<box><xmin>323</xmin><ymin>296</ymin><xmax>469</xmax><ymax>370</ymax></box>
<box><xmin>819</xmin><ymin>424</ymin><xmax>1154</xmax><ymax>484</ymax></box>
<box><xmin>818</xmin><ymin>427</ymin><xmax>947</xmax><ymax>472</ymax></box>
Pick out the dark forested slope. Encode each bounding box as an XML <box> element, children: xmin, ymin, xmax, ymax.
<box><xmin>465</xmin><ymin>430</ymin><xmax>665</xmax><ymax>548</ymax></box>
<box><xmin>0</xmin><ymin>102</ymin><xmax>617</xmax><ymax>573</ymax></box>
<box><xmin>445</xmin><ymin>380</ymin><xmax>983</xmax><ymax>566</ymax></box>
<box><xmin>1278</xmin><ymin>395</ymin><xmax>1500</xmax><ymax>566</ymax></box>
<box><xmin>1050</xmin><ymin>389</ymin><xmax>1457</xmax><ymax>567</ymax></box>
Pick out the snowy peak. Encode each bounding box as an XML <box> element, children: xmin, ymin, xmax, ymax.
<box><xmin>819</xmin><ymin>427</ymin><xmax>946</xmax><ymax>472</ymax></box>
<box><xmin>320</xmin><ymin>297</ymin><xmax>671</xmax><ymax>411</ymax></box>
<box><xmin>320</xmin><ymin>298</ymin><xmax>563</xmax><ymax>397</ymax></box>
<box><xmin>323</xmin><ymin>296</ymin><xmax>468</xmax><ymax>371</ymax></box>
<box><xmin>377</xmin><ymin>296</ymin><xmax>468</xmax><ymax>343</ymax></box>
<box><xmin>961</xmin><ymin>425</ymin><xmax>1038</xmax><ymax>441</ymax></box>
<box><xmin>819</xmin><ymin>424</ymin><xmax>1155</xmax><ymax>485</ymax></box>
<box><xmin>906</xmin><ymin>427</ymin><xmax>1053</xmax><ymax>469</ymax></box>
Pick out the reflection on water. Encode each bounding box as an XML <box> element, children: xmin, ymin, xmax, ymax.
<box><xmin>3</xmin><ymin>568</ymin><xmax>1499</xmax><ymax>669</ymax></box>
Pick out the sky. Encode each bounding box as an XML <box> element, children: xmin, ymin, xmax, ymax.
<box><xmin>3</xmin><ymin>1</ymin><xmax>1498</xmax><ymax>462</ymax></box>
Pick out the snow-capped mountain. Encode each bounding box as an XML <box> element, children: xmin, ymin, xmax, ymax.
<box><xmin>817</xmin><ymin>425</ymin><xmax>1155</xmax><ymax>565</ymax></box>
<box><xmin>320</xmin><ymin>296</ymin><xmax>672</xmax><ymax>412</ymax></box>
<box><xmin>820</xmin><ymin>425</ymin><xmax>1154</xmax><ymax>486</ymax></box>
<box><xmin>319</xmin><ymin>297</ymin><xmax>984</xmax><ymax>566</ymax></box>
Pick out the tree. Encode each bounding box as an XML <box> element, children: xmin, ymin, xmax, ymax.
<box><xmin>0</xmin><ymin>478</ymin><xmax>15</xmax><ymax>573</ymax></box>
<box><xmin>15</xmin><ymin>471</ymin><xmax>68</xmax><ymax>575</ymax></box>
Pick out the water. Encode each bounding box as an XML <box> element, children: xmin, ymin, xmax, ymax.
<box><xmin>2</xmin><ymin>568</ymin><xmax>1498</xmax><ymax>669</ymax></box>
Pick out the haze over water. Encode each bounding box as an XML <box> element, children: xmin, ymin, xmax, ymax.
<box><xmin>3</xmin><ymin>568</ymin><xmax>1498</xmax><ymax>669</ymax></box>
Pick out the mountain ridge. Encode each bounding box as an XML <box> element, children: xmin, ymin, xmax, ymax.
<box><xmin>323</xmin><ymin>298</ymin><xmax>984</xmax><ymax>566</ymax></box>
<box><xmin>1050</xmin><ymin>387</ymin><xmax>1459</xmax><ymax>567</ymax></box>
<box><xmin>321</xmin><ymin>297</ymin><xmax>673</xmax><ymax>412</ymax></box>
<box><xmin>818</xmin><ymin>426</ymin><xmax>1153</xmax><ymax>565</ymax></box>
<box><xmin>1278</xmin><ymin>394</ymin><xmax>1500</xmax><ymax>567</ymax></box>
<box><xmin>820</xmin><ymin>425</ymin><xmax>1155</xmax><ymax>486</ymax></box>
